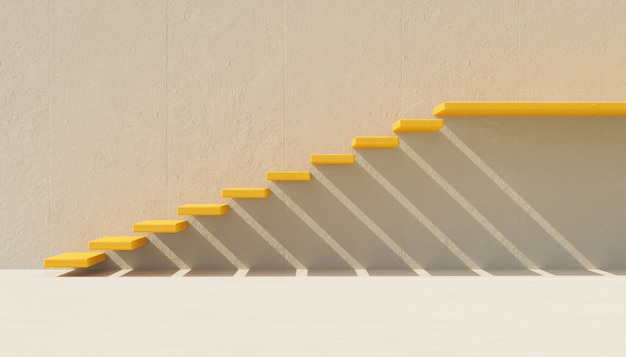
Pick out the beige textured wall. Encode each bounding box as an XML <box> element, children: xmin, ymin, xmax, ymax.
<box><xmin>1</xmin><ymin>0</ymin><xmax>625</xmax><ymax>269</ymax></box>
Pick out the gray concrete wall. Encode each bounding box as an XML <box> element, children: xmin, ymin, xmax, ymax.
<box><xmin>1</xmin><ymin>0</ymin><xmax>625</xmax><ymax>269</ymax></box>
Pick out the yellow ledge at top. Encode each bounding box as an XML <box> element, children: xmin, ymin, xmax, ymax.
<box><xmin>434</xmin><ymin>102</ymin><xmax>626</xmax><ymax>116</ymax></box>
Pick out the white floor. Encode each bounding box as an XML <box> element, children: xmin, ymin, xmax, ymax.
<box><xmin>2</xmin><ymin>270</ymin><xmax>626</xmax><ymax>356</ymax></box>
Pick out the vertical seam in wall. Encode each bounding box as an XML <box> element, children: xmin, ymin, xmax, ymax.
<box><xmin>283</xmin><ymin>0</ymin><xmax>287</xmax><ymax>170</ymax></box>
<box><xmin>282</xmin><ymin>0</ymin><xmax>288</xmax><ymax>266</ymax></box>
<box><xmin>517</xmin><ymin>0</ymin><xmax>521</xmax><ymax>100</ymax></box>
<box><xmin>165</xmin><ymin>0</ymin><xmax>169</xmax><ymax>215</ymax></box>
<box><xmin>399</xmin><ymin>0</ymin><xmax>404</xmax><ymax>263</ymax></box>
<box><xmin>400</xmin><ymin>0</ymin><xmax>403</xmax><ymax>117</ymax></box>
<box><xmin>48</xmin><ymin>0</ymin><xmax>52</xmax><ymax>257</ymax></box>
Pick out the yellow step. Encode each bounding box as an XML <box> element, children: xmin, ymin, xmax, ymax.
<box><xmin>44</xmin><ymin>252</ymin><xmax>106</xmax><ymax>268</ymax></box>
<box><xmin>434</xmin><ymin>102</ymin><xmax>626</xmax><ymax>116</ymax></box>
<box><xmin>177</xmin><ymin>204</ymin><xmax>229</xmax><ymax>215</ymax></box>
<box><xmin>266</xmin><ymin>171</ymin><xmax>311</xmax><ymax>181</ymax></box>
<box><xmin>310</xmin><ymin>154</ymin><xmax>355</xmax><ymax>165</ymax></box>
<box><xmin>88</xmin><ymin>236</ymin><xmax>147</xmax><ymax>250</ymax></box>
<box><xmin>392</xmin><ymin>119</ymin><xmax>444</xmax><ymax>132</ymax></box>
<box><xmin>351</xmin><ymin>136</ymin><xmax>399</xmax><ymax>148</ymax></box>
<box><xmin>132</xmin><ymin>220</ymin><xmax>188</xmax><ymax>233</ymax></box>
<box><xmin>222</xmin><ymin>188</ymin><xmax>270</xmax><ymax>198</ymax></box>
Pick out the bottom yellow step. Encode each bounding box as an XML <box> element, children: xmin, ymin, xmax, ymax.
<box><xmin>177</xmin><ymin>204</ymin><xmax>229</xmax><ymax>215</ymax></box>
<box><xmin>133</xmin><ymin>220</ymin><xmax>188</xmax><ymax>233</ymax></box>
<box><xmin>44</xmin><ymin>252</ymin><xmax>106</xmax><ymax>268</ymax></box>
<box><xmin>88</xmin><ymin>236</ymin><xmax>147</xmax><ymax>250</ymax></box>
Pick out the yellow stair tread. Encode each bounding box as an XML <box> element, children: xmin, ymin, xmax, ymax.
<box><xmin>132</xmin><ymin>220</ymin><xmax>188</xmax><ymax>233</ymax></box>
<box><xmin>88</xmin><ymin>236</ymin><xmax>147</xmax><ymax>250</ymax></box>
<box><xmin>434</xmin><ymin>102</ymin><xmax>626</xmax><ymax>116</ymax></box>
<box><xmin>177</xmin><ymin>204</ymin><xmax>229</xmax><ymax>216</ymax></box>
<box><xmin>392</xmin><ymin>119</ymin><xmax>444</xmax><ymax>132</ymax></box>
<box><xmin>266</xmin><ymin>171</ymin><xmax>311</xmax><ymax>181</ymax></box>
<box><xmin>310</xmin><ymin>154</ymin><xmax>355</xmax><ymax>165</ymax></box>
<box><xmin>351</xmin><ymin>136</ymin><xmax>399</xmax><ymax>148</ymax></box>
<box><xmin>44</xmin><ymin>252</ymin><xmax>106</xmax><ymax>268</ymax></box>
<box><xmin>222</xmin><ymin>188</ymin><xmax>270</xmax><ymax>198</ymax></box>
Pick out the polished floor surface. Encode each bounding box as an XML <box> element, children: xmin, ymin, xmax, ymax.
<box><xmin>2</xmin><ymin>269</ymin><xmax>626</xmax><ymax>356</ymax></box>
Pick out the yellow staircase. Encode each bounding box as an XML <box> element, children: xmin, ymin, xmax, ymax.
<box><xmin>45</xmin><ymin>102</ymin><xmax>626</xmax><ymax>270</ymax></box>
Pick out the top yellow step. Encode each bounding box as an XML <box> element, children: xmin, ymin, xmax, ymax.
<box><xmin>434</xmin><ymin>102</ymin><xmax>626</xmax><ymax>116</ymax></box>
<box><xmin>351</xmin><ymin>136</ymin><xmax>399</xmax><ymax>148</ymax></box>
<box><xmin>392</xmin><ymin>119</ymin><xmax>444</xmax><ymax>132</ymax></box>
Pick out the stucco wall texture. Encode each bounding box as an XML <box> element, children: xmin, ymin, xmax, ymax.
<box><xmin>1</xmin><ymin>0</ymin><xmax>625</xmax><ymax>269</ymax></box>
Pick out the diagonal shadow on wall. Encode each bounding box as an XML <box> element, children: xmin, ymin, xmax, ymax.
<box><xmin>398</xmin><ymin>125</ymin><xmax>583</xmax><ymax>270</ymax></box>
<box><xmin>430</xmin><ymin>116</ymin><xmax>626</xmax><ymax>270</ymax></box>
<box><xmin>195</xmin><ymin>210</ymin><xmax>287</xmax><ymax>270</ymax></box>
<box><xmin>234</xmin><ymin>191</ymin><xmax>355</xmax><ymax>270</ymax></box>
<box><xmin>276</xmin><ymin>174</ymin><xmax>407</xmax><ymax>270</ymax></box>
<box><xmin>116</xmin><ymin>238</ymin><xmax>179</xmax><ymax>270</ymax></box>
<box><xmin>150</xmin><ymin>224</ymin><xmax>238</xmax><ymax>270</ymax></box>
<box><xmin>314</xmin><ymin>161</ymin><xmax>470</xmax><ymax>270</ymax></box>
<box><xmin>356</xmin><ymin>147</ymin><xmax>528</xmax><ymax>271</ymax></box>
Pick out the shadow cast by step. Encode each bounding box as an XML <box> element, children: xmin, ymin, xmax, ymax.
<box><xmin>235</xmin><ymin>192</ymin><xmax>355</xmax><ymax>270</ymax></box>
<box><xmin>277</xmin><ymin>175</ymin><xmax>407</xmax><ymax>270</ymax></box>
